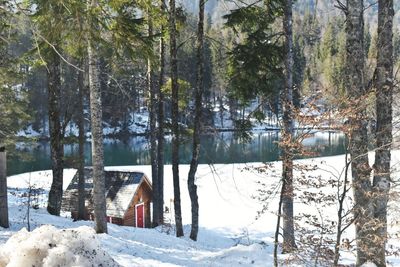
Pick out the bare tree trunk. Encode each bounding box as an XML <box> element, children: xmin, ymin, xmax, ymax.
<box><xmin>47</xmin><ymin>49</ymin><xmax>64</xmax><ymax>216</ymax></box>
<box><xmin>274</xmin><ymin>175</ymin><xmax>286</xmax><ymax>266</ymax></box>
<box><xmin>187</xmin><ymin>0</ymin><xmax>205</xmax><ymax>242</ymax></box>
<box><xmin>372</xmin><ymin>1</ymin><xmax>394</xmax><ymax>266</ymax></box>
<box><xmin>169</xmin><ymin>0</ymin><xmax>184</xmax><ymax>237</ymax></box>
<box><xmin>77</xmin><ymin>62</ymin><xmax>86</xmax><ymax>220</ymax></box>
<box><xmin>155</xmin><ymin>0</ymin><xmax>167</xmax><ymax>227</ymax></box>
<box><xmin>344</xmin><ymin>1</ymin><xmax>373</xmax><ymax>265</ymax></box>
<box><xmin>147</xmin><ymin>12</ymin><xmax>159</xmax><ymax>227</ymax></box>
<box><xmin>0</xmin><ymin>148</ymin><xmax>8</xmax><ymax>228</ymax></box>
<box><xmin>219</xmin><ymin>96</ymin><xmax>224</xmax><ymax>128</ymax></box>
<box><xmin>334</xmin><ymin>150</ymin><xmax>351</xmax><ymax>266</ymax></box>
<box><xmin>281</xmin><ymin>0</ymin><xmax>296</xmax><ymax>253</ymax></box>
<box><xmin>88</xmin><ymin>0</ymin><xmax>107</xmax><ymax>234</ymax></box>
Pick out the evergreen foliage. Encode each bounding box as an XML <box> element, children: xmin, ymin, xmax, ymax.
<box><xmin>224</xmin><ymin>3</ymin><xmax>284</xmax><ymax>106</ymax></box>
<box><xmin>0</xmin><ymin>1</ymin><xmax>29</xmax><ymax>146</ymax></box>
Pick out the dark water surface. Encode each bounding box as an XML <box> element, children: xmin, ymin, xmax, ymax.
<box><xmin>8</xmin><ymin>131</ymin><xmax>346</xmax><ymax>175</ymax></box>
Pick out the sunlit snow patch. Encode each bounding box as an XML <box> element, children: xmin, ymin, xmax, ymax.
<box><xmin>0</xmin><ymin>225</ymin><xmax>120</xmax><ymax>267</ymax></box>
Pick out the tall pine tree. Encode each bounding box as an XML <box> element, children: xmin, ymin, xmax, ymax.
<box><xmin>29</xmin><ymin>0</ymin><xmax>66</xmax><ymax>216</ymax></box>
<box><xmin>187</xmin><ymin>0</ymin><xmax>205</xmax><ymax>242</ymax></box>
<box><xmin>87</xmin><ymin>0</ymin><xmax>107</xmax><ymax>234</ymax></box>
<box><xmin>169</xmin><ymin>0</ymin><xmax>184</xmax><ymax>237</ymax></box>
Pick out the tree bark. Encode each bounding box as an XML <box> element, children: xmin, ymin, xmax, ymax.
<box><xmin>274</xmin><ymin>171</ymin><xmax>286</xmax><ymax>266</ymax></box>
<box><xmin>281</xmin><ymin>0</ymin><xmax>296</xmax><ymax>253</ymax></box>
<box><xmin>77</xmin><ymin>62</ymin><xmax>86</xmax><ymax>220</ymax></box>
<box><xmin>47</xmin><ymin>49</ymin><xmax>64</xmax><ymax>216</ymax></box>
<box><xmin>187</xmin><ymin>0</ymin><xmax>205</xmax><ymax>242</ymax></box>
<box><xmin>345</xmin><ymin>1</ymin><xmax>373</xmax><ymax>265</ymax></box>
<box><xmin>334</xmin><ymin>151</ymin><xmax>351</xmax><ymax>266</ymax></box>
<box><xmin>0</xmin><ymin>149</ymin><xmax>8</xmax><ymax>228</ymax></box>
<box><xmin>169</xmin><ymin>0</ymin><xmax>184</xmax><ymax>237</ymax></box>
<box><xmin>88</xmin><ymin>0</ymin><xmax>107</xmax><ymax>234</ymax></box>
<box><xmin>372</xmin><ymin>0</ymin><xmax>394</xmax><ymax>266</ymax></box>
<box><xmin>147</xmin><ymin>12</ymin><xmax>160</xmax><ymax>228</ymax></box>
<box><xmin>155</xmin><ymin>0</ymin><xmax>167</xmax><ymax>227</ymax></box>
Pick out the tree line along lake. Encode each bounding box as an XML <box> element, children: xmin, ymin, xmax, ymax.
<box><xmin>7</xmin><ymin>131</ymin><xmax>346</xmax><ymax>176</ymax></box>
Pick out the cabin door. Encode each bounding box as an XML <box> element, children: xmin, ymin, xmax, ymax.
<box><xmin>135</xmin><ymin>203</ymin><xmax>145</xmax><ymax>228</ymax></box>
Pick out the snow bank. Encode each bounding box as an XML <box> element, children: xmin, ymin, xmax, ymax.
<box><xmin>0</xmin><ymin>225</ymin><xmax>120</xmax><ymax>267</ymax></box>
<box><xmin>360</xmin><ymin>262</ymin><xmax>377</xmax><ymax>267</ymax></box>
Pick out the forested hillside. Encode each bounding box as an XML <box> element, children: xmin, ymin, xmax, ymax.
<box><xmin>10</xmin><ymin>0</ymin><xmax>399</xmax><ymax>140</ymax></box>
<box><xmin>182</xmin><ymin>0</ymin><xmax>400</xmax><ymax>26</ymax></box>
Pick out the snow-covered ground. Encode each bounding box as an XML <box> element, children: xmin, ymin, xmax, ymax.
<box><xmin>2</xmin><ymin>152</ymin><xmax>400</xmax><ymax>266</ymax></box>
<box><xmin>0</xmin><ymin>225</ymin><xmax>120</xmax><ymax>267</ymax></box>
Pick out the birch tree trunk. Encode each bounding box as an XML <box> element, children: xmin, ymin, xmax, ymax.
<box><xmin>77</xmin><ymin>62</ymin><xmax>86</xmax><ymax>220</ymax></box>
<box><xmin>281</xmin><ymin>0</ymin><xmax>296</xmax><ymax>253</ymax></box>
<box><xmin>0</xmin><ymin>149</ymin><xmax>8</xmax><ymax>228</ymax></box>
<box><xmin>88</xmin><ymin>0</ymin><xmax>107</xmax><ymax>234</ymax></box>
<box><xmin>47</xmin><ymin>49</ymin><xmax>64</xmax><ymax>216</ymax></box>
<box><xmin>169</xmin><ymin>0</ymin><xmax>184</xmax><ymax>237</ymax></box>
<box><xmin>187</xmin><ymin>0</ymin><xmax>205</xmax><ymax>242</ymax></box>
<box><xmin>345</xmin><ymin>1</ymin><xmax>373</xmax><ymax>265</ymax></box>
<box><xmin>372</xmin><ymin>0</ymin><xmax>394</xmax><ymax>266</ymax></box>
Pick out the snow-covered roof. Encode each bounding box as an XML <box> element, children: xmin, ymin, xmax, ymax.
<box><xmin>105</xmin><ymin>172</ymin><xmax>143</xmax><ymax>217</ymax></box>
<box><xmin>62</xmin><ymin>168</ymin><xmax>151</xmax><ymax>218</ymax></box>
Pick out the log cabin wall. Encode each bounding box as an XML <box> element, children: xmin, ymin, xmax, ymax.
<box><xmin>123</xmin><ymin>181</ymin><xmax>152</xmax><ymax>227</ymax></box>
<box><xmin>123</xmin><ymin>203</ymin><xmax>135</xmax><ymax>226</ymax></box>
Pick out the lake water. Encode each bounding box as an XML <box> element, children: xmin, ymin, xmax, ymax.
<box><xmin>8</xmin><ymin>131</ymin><xmax>346</xmax><ymax>175</ymax></box>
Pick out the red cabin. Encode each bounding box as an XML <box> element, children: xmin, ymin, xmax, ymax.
<box><xmin>62</xmin><ymin>168</ymin><xmax>152</xmax><ymax>228</ymax></box>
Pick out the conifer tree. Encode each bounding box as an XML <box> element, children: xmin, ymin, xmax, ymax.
<box><xmin>169</xmin><ymin>0</ymin><xmax>184</xmax><ymax>237</ymax></box>
<box><xmin>87</xmin><ymin>0</ymin><xmax>107</xmax><ymax>234</ymax></box>
<box><xmin>224</xmin><ymin>0</ymin><xmax>297</xmax><ymax>253</ymax></box>
<box><xmin>147</xmin><ymin>6</ymin><xmax>160</xmax><ymax>227</ymax></box>
<box><xmin>187</xmin><ymin>0</ymin><xmax>205</xmax><ymax>242</ymax></box>
<box><xmin>0</xmin><ymin>0</ymin><xmax>29</xmax><ymax>144</ymax></box>
<box><xmin>0</xmin><ymin>0</ymin><xmax>30</xmax><ymax>228</ymax></box>
<box><xmin>281</xmin><ymin>0</ymin><xmax>296</xmax><ymax>253</ymax></box>
<box><xmin>154</xmin><ymin>0</ymin><xmax>167</xmax><ymax>227</ymax></box>
<box><xmin>29</xmin><ymin>0</ymin><xmax>66</xmax><ymax>216</ymax></box>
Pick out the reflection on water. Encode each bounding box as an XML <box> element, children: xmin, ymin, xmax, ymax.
<box><xmin>8</xmin><ymin>131</ymin><xmax>346</xmax><ymax>175</ymax></box>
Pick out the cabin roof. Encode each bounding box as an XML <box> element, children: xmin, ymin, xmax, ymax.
<box><xmin>62</xmin><ymin>168</ymin><xmax>151</xmax><ymax>218</ymax></box>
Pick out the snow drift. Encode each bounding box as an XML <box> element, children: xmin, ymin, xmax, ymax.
<box><xmin>0</xmin><ymin>225</ymin><xmax>120</xmax><ymax>267</ymax></box>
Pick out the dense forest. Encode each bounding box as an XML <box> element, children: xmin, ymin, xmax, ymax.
<box><xmin>4</xmin><ymin>0</ymin><xmax>399</xmax><ymax>140</ymax></box>
<box><xmin>1</xmin><ymin>0</ymin><xmax>400</xmax><ymax>266</ymax></box>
